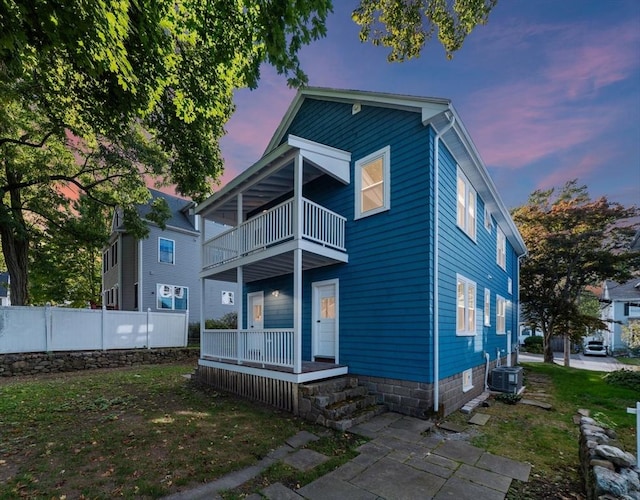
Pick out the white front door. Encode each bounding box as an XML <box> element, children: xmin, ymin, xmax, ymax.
<box><xmin>246</xmin><ymin>292</ymin><xmax>264</xmax><ymax>360</ymax></box>
<box><xmin>247</xmin><ymin>291</ymin><xmax>264</xmax><ymax>330</ymax></box>
<box><xmin>313</xmin><ymin>280</ymin><xmax>338</xmax><ymax>361</ymax></box>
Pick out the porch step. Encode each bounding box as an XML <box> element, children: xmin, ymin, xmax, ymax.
<box><xmin>300</xmin><ymin>376</ymin><xmax>387</xmax><ymax>431</ymax></box>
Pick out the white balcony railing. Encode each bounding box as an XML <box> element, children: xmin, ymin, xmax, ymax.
<box><xmin>202</xmin><ymin>329</ymin><xmax>295</xmax><ymax>368</ymax></box>
<box><xmin>203</xmin><ymin>197</ymin><xmax>346</xmax><ymax>269</ymax></box>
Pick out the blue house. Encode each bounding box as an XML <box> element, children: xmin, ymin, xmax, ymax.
<box><xmin>196</xmin><ymin>88</ymin><xmax>527</xmax><ymax>423</ymax></box>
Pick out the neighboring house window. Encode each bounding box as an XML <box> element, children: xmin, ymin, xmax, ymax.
<box><xmin>457</xmin><ymin>171</ymin><xmax>476</xmax><ymax>240</ymax></box>
<box><xmin>497</xmin><ymin>227</ymin><xmax>506</xmax><ymax>270</ymax></box>
<box><xmin>484</xmin><ymin>205</ymin><xmax>493</xmax><ymax>232</ymax></box>
<box><xmin>457</xmin><ymin>274</ymin><xmax>476</xmax><ymax>335</ymax></box>
<box><xmin>484</xmin><ymin>288</ymin><xmax>491</xmax><ymax>326</ymax></box>
<box><xmin>103</xmin><ymin>250</ymin><xmax>108</xmax><ymax>273</ymax></box>
<box><xmin>159</xmin><ymin>238</ymin><xmax>175</xmax><ymax>264</ymax></box>
<box><xmin>157</xmin><ymin>284</ymin><xmax>188</xmax><ymax>310</ymax></box>
<box><xmin>624</xmin><ymin>303</ymin><xmax>629</xmax><ymax>316</ymax></box>
<box><xmin>355</xmin><ymin>146</ymin><xmax>391</xmax><ymax>219</ymax></box>
<box><xmin>111</xmin><ymin>241</ymin><xmax>118</xmax><ymax>267</ymax></box>
<box><xmin>496</xmin><ymin>295</ymin><xmax>506</xmax><ymax>334</ymax></box>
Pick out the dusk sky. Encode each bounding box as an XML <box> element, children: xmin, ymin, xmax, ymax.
<box><xmin>219</xmin><ymin>0</ymin><xmax>640</xmax><ymax>210</ymax></box>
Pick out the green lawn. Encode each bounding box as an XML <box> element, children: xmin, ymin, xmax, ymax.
<box><xmin>1</xmin><ymin>361</ymin><xmax>637</xmax><ymax>499</ymax></box>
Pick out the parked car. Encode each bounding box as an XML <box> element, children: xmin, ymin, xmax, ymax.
<box><xmin>584</xmin><ymin>341</ymin><xmax>608</xmax><ymax>356</ymax></box>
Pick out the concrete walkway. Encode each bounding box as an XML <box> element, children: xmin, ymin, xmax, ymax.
<box><xmin>164</xmin><ymin>412</ymin><xmax>530</xmax><ymax>500</ymax></box>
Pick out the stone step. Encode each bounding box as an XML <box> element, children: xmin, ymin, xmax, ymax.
<box><xmin>300</xmin><ymin>376</ymin><xmax>359</xmax><ymax>397</ymax></box>
<box><xmin>325</xmin><ymin>403</ymin><xmax>388</xmax><ymax>431</ymax></box>
<box><xmin>311</xmin><ymin>386</ymin><xmax>368</xmax><ymax>408</ymax></box>
<box><xmin>322</xmin><ymin>394</ymin><xmax>378</xmax><ymax>421</ymax></box>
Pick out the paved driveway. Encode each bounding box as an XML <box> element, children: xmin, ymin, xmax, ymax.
<box><xmin>518</xmin><ymin>352</ymin><xmax>627</xmax><ymax>372</ymax></box>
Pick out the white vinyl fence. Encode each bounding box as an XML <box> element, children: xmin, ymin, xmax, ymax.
<box><xmin>0</xmin><ymin>306</ymin><xmax>189</xmax><ymax>354</ymax></box>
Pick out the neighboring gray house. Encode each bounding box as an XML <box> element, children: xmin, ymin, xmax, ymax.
<box><xmin>0</xmin><ymin>272</ymin><xmax>10</xmax><ymax>306</ymax></box>
<box><xmin>601</xmin><ymin>279</ymin><xmax>640</xmax><ymax>352</ymax></box>
<box><xmin>102</xmin><ymin>189</ymin><xmax>236</xmax><ymax>323</ymax></box>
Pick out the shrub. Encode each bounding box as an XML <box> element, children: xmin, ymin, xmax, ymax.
<box><xmin>205</xmin><ymin>312</ymin><xmax>238</xmax><ymax>330</ymax></box>
<box><xmin>495</xmin><ymin>392</ymin><xmax>522</xmax><ymax>404</ymax></box>
<box><xmin>603</xmin><ymin>369</ymin><xmax>640</xmax><ymax>392</ymax></box>
<box><xmin>523</xmin><ymin>335</ymin><xmax>544</xmax><ymax>354</ymax></box>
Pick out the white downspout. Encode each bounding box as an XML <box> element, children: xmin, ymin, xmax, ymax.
<box><xmin>433</xmin><ymin>112</ymin><xmax>455</xmax><ymax>414</ymax></box>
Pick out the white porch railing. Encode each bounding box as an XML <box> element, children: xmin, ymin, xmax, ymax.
<box><xmin>203</xmin><ymin>197</ymin><xmax>346</xmax><ymax>268</ymax></box>
<box><xmin>202</xmin><ymin>329</ymin><xmax>295</xmax><ymax>368</ymax></box>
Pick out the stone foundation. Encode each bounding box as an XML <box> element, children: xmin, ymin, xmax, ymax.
<box><xmin>356</xmin><ymin>356</ymin><xmax>512</xmax><ymax>418</ymax></box>
<box><xmin>0</xmin><ymin>348</ymin><xmax>199</xmax><ymax>377</ymax></box>
<box><xmin>578</xmin><ymin>413</ymin><xmax>639</xmax><ymax>499</ymax></box>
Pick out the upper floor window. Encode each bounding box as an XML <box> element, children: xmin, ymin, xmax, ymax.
<box><xmin>159</xmin><ymin>237</ymin><xmax>175</xmax><ymax>264</ymax></box>
<box><xmin>496</xmin><ymin>295</ymin><xmax>506</xmax><ymax>334</ymax></box>
<box><xmin>157</xmin><ymin>284</ymin><xmax>188</xmax><ymax>310</ymax></box>
<box><xmin>457</xmin><ymin>171</ymin><xmax>476</xmax><ymax>240</ymax></box>
<box><xmin>103</xmin><ymin>250</ymin><xmax>109</xmax><ymax>273</ymax></box>
<box><xmin>497</xmin><ymin>227</ymin><xmax>506</xmax><ymax>270</ymax></box>
<box><xmin>355</xmin><ymin>146</ymin><xmax>391</xmax><ymax>219</ymax></box>
<box><xmin>484</xmin><ymin>288</ymin><xmax>491</xmax><ymax>327</ymax></box>
<box><xmin>111</xmin><ymin>241</ymin><xmax>118</xmax><ymax>267</ymax></box>
<box><xmin>457</xmin><ymin>274</ymin><xmax>476</xmax><ymax>336</ymax></box>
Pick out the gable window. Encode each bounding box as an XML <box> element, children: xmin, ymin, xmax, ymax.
<box><xmin>496</xmin><ymin>295</ymin><xmax>506</xmax><ymax>334</ymax></box>
<box><xmin>457</xmin><ymin>171</ymin><xmax>476</xmax><ymax>240</ymax></box>
<box><xmin>157</xmin><ymin>284</ymin><xmax>188</xmax><ymax>310</ymax></box>
<box><xmin>497</xmin><ymin>227</ymin><xmax>506</xmax><ymax>270</ymax></box>
<box><xmin>355</xmin><ymin>146</ymin><xmax>391</xmax><ymax>219</ymax></box>
<box><xmin>484</xmin><ymin>288</ymin><xmax>491</xmax><ymax>326</ymax></box>
<box><xmin>159</xmin><ymin>238</ymin><xmax>175</xmax><ymax>264</ymax></box>
<box><xmin>457</xmin><ymin>274</ymin><xmax>476</xmax><ymax>336</ymax></box>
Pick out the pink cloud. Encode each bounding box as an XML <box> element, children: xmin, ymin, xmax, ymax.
<box><xmin>466</xmin><ymin>20</ymin><xmax>639</xmax><ymax>170</ymax></box>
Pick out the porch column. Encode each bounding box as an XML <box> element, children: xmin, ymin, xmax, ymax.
<box><xmin>237</xmin><ymin>194</ymin><xmax>244</xmax><ymax>364</ymax></box>
<box><xmin>293</xmin><ymin>153</ymin><xmax>303</xmax><ymax>373</ymax></box>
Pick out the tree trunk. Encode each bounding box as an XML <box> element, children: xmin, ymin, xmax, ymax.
<box><xmin>563</xmin><ymin>334</ymin><xmax>571</xmax><ymax>367</ymax></box>
<box><xmin>543</xmin><ymin>332</ymin><xmax>554</xmax><ymax>363</ymax></box>
<box><xmin>0</xmin><ymin>222</ymin><xmax>29</xmax><ymax>305</ymax></box>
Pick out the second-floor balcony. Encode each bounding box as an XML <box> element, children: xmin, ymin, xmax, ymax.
<box><xmin>202</xmin><ymin>197</ymin><xmax>347</xmax><ymax>275</ymax></box>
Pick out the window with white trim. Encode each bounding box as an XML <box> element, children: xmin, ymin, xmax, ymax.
<box><xmin>497</xmin><ymin>227</ymin><xmax>506</xmax><ymax>270</ymax></box>
<box><xmin>457</xmin><ymin>171</ymin><xmax>476</xmax><ymax>240</ymax></box>
<box><xmin>456</xmin><ymin>275</ymin><xmax>476</xmax><ymax>336</ymax></box>
<box><xmin>496</xmin><ymin>295</ymin><xmax>506</xmax><ymax>334</ymax></box>
<box><xmin>159</xmin><ymin>237</ymin><xmax>175</xmax><ymax>264</ymax></box>
<box><xmin>484</xmin><ymin>288</ymin><xmax>491</xmax><ymax>326</ymax></box>
<box><xmin>355</xmin><ymin>146</ymin><xmax>390</xmax><ymax>219</ymax></box>
<box><xmin>157</xmin><ymin>284</ymin><xmax>188</xmax><ymax>310</ymax></box>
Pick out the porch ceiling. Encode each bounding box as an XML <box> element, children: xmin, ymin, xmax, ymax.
<box><xmin>202</xmin><ymin>247</ymin><xmax>346</xmax><ymax>283</ymax></box>
<box><xmin>197</xmin><ymin>136</ymin><xmax>351</xmax><ymax>227</ymax></box>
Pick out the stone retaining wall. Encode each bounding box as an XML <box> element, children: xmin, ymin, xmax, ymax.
<box><xmin>578</xmin><ymin>413</ymin><xmax>639</xmax><ymax>499</ymax></box>
<box><xmin>0</xmin><ymin>348</ymin><xmax>199</xmax><ymax>377</ymax></box>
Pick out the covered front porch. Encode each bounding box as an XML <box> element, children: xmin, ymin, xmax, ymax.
<box><xmin>196</xmin><ymin>134</ymin><xmax>352</xmax><ymax>383</ymax></box>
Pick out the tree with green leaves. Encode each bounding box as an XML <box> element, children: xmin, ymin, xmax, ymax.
<box><xmin>512</xmin><ymin>180</ymin><xmax>639</xmax><ymax>364</ymax></box>
<box><xmin>1</xmin><ymin>1</ymin><xmax>497</xmax><ymax>306</ymax></box>
<box><xmin>0</xmin><ymin>0</ymin><xmax>332</xmax><ymax>305</ymax></box>
<box><xmin>353</xmin><ymin>0</ymin><xmax>498</xmax><ymax>60</ymax></box>
<box><xmin>621</xmin><ymin>321</ymin><xmax>640</xmax><ymax>352</ymax></box>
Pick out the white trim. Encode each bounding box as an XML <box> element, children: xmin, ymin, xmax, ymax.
<box><xmin>497</xmin><ymin>227</ymin><xmax>506</xmax><ymax>270</ymax></box>
<box><xmin>312</xmin><ymin>278</ymin><xmax>339</xmax><ymax>363</ymax></box>
<box><xmin>247</xmin><ymin>291</ymin><xmax>264</xmax><ymax>330</ymax></box>
<box><xmin>456</xmin><ymin>168</ymin><xmax>477</xmax><ymax>242</ymax></box>
<box><xmin>355</xmin><ymin>146</ymin><xmax>391</xmax><ymax>220</ymax></box>
<box><xmin>197</xmin><ymin>358</ymin><xmax>348</xmax><ymax>384</ymax></box>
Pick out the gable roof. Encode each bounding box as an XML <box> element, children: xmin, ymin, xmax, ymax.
<box><xmin>603</xmin><ymin>279</ymin><xmax>640</xmax><ymax>301</ymax></box>
<box><xmin>140</xmin><ymin>189</ymin><xmax>197</xmax><ymax>234</ymax></box>
<box><xmin>265</xmin><ymin>87</ymin><xmax>527</xmax><ymax>257</ymax></box>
